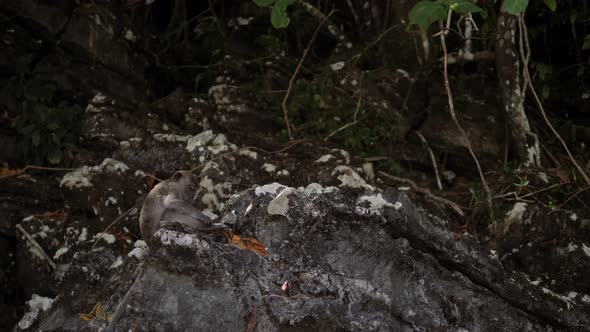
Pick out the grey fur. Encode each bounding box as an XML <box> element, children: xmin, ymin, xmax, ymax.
<box><xmin>139</xmin><ymin>170</ymin><xmax>228</xmax><ymax>244</ymax></box>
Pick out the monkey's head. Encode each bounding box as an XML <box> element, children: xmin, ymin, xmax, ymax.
<box><xmin>168</xmin><ymin>170</ymin><xmax>198</xmax><ymax>201</ymax></box>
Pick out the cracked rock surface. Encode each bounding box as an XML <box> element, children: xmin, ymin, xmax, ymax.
<box><xmin>27</xmin><ymin>185</ymin><xmax>589</xmax><ymax>331</ymax></box>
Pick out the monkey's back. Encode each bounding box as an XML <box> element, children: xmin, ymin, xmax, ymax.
<box><xmin>139</xmin><ymin>182</ymin><xmax>168</xmax><ymax>242</ymax></box>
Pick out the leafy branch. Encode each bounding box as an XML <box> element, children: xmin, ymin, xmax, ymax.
<box><xmin>253</xmin><ymin>0</ymin><xmax>296</xmax><ymax>28</ymax></box>
<box><xmin>409</xmin><ymin>0</ymin><xmax>557</xmax><ymax>31</ymax></box>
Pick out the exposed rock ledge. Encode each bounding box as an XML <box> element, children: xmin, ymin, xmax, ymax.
<box><xmin>23</xmin><ymin>183</ymin><xmax>589</xmax><ymax>331</ymax></box>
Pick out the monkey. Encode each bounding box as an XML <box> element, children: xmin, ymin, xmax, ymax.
<box><xmin>139</xmin><ymin>170</ymin><xmax>229</xmax><ymax>244</ymax></box>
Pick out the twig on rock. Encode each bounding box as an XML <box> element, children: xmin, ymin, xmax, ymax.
<box><xmin>414</xmin><ymin>131</ymin><xmax>442</xmax><ymax>190</ymax></box>
<box><xmin>378</xmin><ymin>171</ymin><xmax>464</xmax><ymax>217</ymax></box>
<box><xmin>16</xmin><ymin>224</ymin><xmax>57</xmax><ymax>270</ymax></box>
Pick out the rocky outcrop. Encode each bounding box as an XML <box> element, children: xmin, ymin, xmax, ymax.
<box><xmin>15</xmin><ymin>180</ymin><xmax>588</xmax><ymax>331</ymax></box>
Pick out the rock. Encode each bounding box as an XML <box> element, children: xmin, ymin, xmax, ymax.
<box><xmin>29</xmin><ymin>184</ymin><xmax>588</xmax><ymax>331</ymax></box>
<box><xmin>59</xmin><ymin>158</ymin><xmax>145</xmax><ymax>223</ymax></box>
<box><xmin>0</xmin><ymin>175</ymin><xmax>63</xmax><ymax>236</ymax></box>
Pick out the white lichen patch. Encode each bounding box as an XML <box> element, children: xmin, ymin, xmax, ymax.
<box><xmin>332</xmin><ymin>165</ymin><xmax>374</xmax><ymax>190</ymax></box>
<box><xmin>128</xmin><ymin>247</ymin><xmax>146</xmax><ymax>260</ymax></box>
<box><xmin>22</xmin><ymin>215</ymin><xmax>35</xmax><ymax>222</ymax></box>
<box><xmin>261</xmin><ymin>163</ymin><xmax>277</xmax><ymax>173</ymax></box>
<box><xmin>186</xmin><ymin>130</ymin><xmax>214</xmax><ymax>152</ymax></box>
<box><xmin>18</xmin><ymin>294</ymin><xmax>54</xmax><ymax>330</ymax></box>
<box><xmin>330</xmin><ymin>61</ymin><xmax>345</xmax><ymax>71</ymax></box>
<box><xmin>134</xmin><ymin>240</ymin><xmax>147</xmax><ymax>248</ymax></box>
<box><xmin>505</xmin><ymin>202</ymin><xmax>528</xmax><ymax>223</ymax></box>
<box><xmin>362</xmin><ymin>162</ymin><xmax>375</xmax><ymax>180</ymax></box>
<box><xmin>315</xmin><ymin>154</ymin><xmax>335</xmax><ymax>163</ymax></box>
<box><xmin>60</xmin><ymin>167</ymin><xmax>93</xmax><ymax>188</ymax></box>
<box><xmin>199</xmin><ymin>176</ymin><xmax>215</xmax><ymax>193</ymax></box>
<box><xmin>201</xmin><ymin>193</ymin><xmax>219</xmax><ymax>210</ymax></box>
<box><xmin>267</xmin><ymin>187</ymin><xmax>294</xmax><ymax>217</ymax></box>
<box><xmin>208</xmin><ymin>133</ymin><xmax>235</xmax><ymax>154</ymax></box>
<box><xmin>238</xmin><ymin>149</ymin><xmax>258</xmax><ymax>160</ymax></box>
<box><xmin>95</xmin><ymin>232</ymin><xmax>116</xmax><ymax>244</ymax></box>
<box><xmin>157</xmin><ymin>230</ymin><xmax>204</xmax><ymax>248</ymax></box>
<box><xmin>208</xmin><ymin>84</ymin><xmax>248</xmax><ymax>113</ymax></box>
<box><xmin>53</xmin><ymin>247</ymin><xmax>69</xmax><ymax>260</ymax></box>
<box><xmin>60</xmin><ymin>158</ymin><xmax>129</xmax><ymax>189</ymax></box>
<box><xmin>255</xmin><ymin>183</ymin><xmax>286</xmax><ymax>197</ymax></box>
<box><xmin>109</xmin><ymin>256</ymin><xmax>124</xmax><ymax>269</ymax></box>
<box><xmin>153</xmin><ymin>133</ymin><xmax>191</xmax><ymax>143</ymax></box>
<box><xmin>300</xmin><ymin>183</ymin><xmax>337</xmax><ymax>195</ymax></box>
<box><xmin>356</xmin><ymin>193</ymin><xmax>395</xmax><ymax>215</ymax></box>
<box><xmin>78</xmin><ymin>227</ymin><xmax>88</xmax><ymax>243</ymax></box>
<box><xmin>124</xmin><ymin>29</ymin><xmax>136</xmax><ymax>42</ymax></box>
<box><xmin>331</xmin><ymin>149</ymin><xmax>351</xmax><ymax>164</ymax></box>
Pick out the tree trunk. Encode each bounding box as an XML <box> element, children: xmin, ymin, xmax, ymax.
<box><xmin>495</xmin><ymin>4</ymin><xmax>540</xmax><ymax>167</ymax></box>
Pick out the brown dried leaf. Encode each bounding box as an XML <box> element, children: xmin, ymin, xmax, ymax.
<box><xmin>146</xmin><ymin>174</ymin><xmax>156</xmax><ymax>191</ymax></box>
<box><xmin>79</xmin><ymin>303</ymin><xmax>110</xmax><ymax>322</ymax></box>
<box><xmin>0</xmin><ymin>162</ymin><xmax>25</xmax><ymax>178</ymax></box>
<box><xmin>246</xmin><ymin>305</ymin><xmax>257</xmax><ymax>332</ymax></box>
<box><xmin>34</xmin><ymin>210</ymin><xmax>66</xmax><ymax>219</ymax></box>
<box><xmin>548</xmin><ymin>167</ymin><xmax>570</xmax><ymax>184</ymax></box>
<box><xmin>223</xmin><ymin>231</ymin><xmax>268</xmax><ymax>257</ymax></box>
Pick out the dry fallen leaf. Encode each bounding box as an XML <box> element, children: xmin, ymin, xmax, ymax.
<box><xmin>34</xmin><ymin>210</ymin><xmax>66</xmax><ymax>219</ymax></box>
<box><xmin>548</xmin><ymin>167</ymin><xmax>570</xmax><ymax>184</ymax></box>
<box><xmin>79</xmin><ymin>303</ymin><xmax>111</xmax><ymax>322</ymax></box>
<box><xmin>246</xmin><ymin>305</ymin><xmax>257</xmax><ymax>332</ymax></box>
<box><xmin>146</xmin><ymin>174</ymin><xmax>156</xmax><ymax>191</ymax></box>
<box><xmin>223</xmin><ymin>231</ymin><xmax>268</xmax><ymax>257</ymax></box>
<box><xmin>0</xmin><ymin>162</ymin><xmax>25</xmax><ymax>178</ymax></box>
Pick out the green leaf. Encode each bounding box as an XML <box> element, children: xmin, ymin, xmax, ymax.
<box><xmin>503</xmin><ymin>0</ymin><xmax>529</xmax><ymax>15</ymax></box>
<box><xmin>583</xmin><ymin>34</ymin><xmax>590</xmax><ymax>50</ymax></box>
<box><xmin>409</xmin><ymin>1</ymin><xmax>447</xmax><ymax>31</ymax></box>
<box><xmin>271</xmin><ymin>3</ymin><xmax>290</xmax><ymax>28</ymax></box>
<box><xmin>449</xmin><ymin>0</ymin><xmax>483</xmax><ymax>14</ymax></box>
<box><xmin>253</xmin><ymin>0</ymin><xmax>275</xmax><ymax>6</ymax></box>
<box><xmin>543</xmin><ymin>0</ymin><xmax>556</xmax><ymax>11</ymax></box>
<box><xmin>275</xmin><ymin>0</ymin><xmax>290</xmax><ymax>11</ymax></box>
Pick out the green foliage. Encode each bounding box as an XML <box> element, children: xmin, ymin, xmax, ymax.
<box><xmin>12</xmin><ymin>79</ymin><xmax>82</xmax><ymax>164</ymax></box>
<box><xmin>409</xmin><ymin>0</ymin><xmax>484</xmax><ymax>31</ymax></box>
<box><xmin>409</xmin><ymin>1</ymin><xmax>447</xmax><ymax>31</ymax></box>
<box><xmin>253</xmin><ymin>0</ymin><xmax>295</xmax><ymax>28</ymax></box>
<box><xmin>449</xmin><ymin>0</ymin><xmax>485</xmax><ymax>16</ymax></box>
<box><xmin>583</xmin><ymin>34</ymin><xmax>590</xmax><ymax>50</ymax></box>
<box><xmin>502</xmin><ymin>0</ymin><xmax>556</xmax><ymax>15</ymax></box>
<box><xmin>543</xmin><ymin>0</ymin><xmax>556</xmax><ymax>11</ymax></box>
<box><xmin>503</xmin><ymin>0</ymin><xmax>529</xmax><ymax>14</ymax></box>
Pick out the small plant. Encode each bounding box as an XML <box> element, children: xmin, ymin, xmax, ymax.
<box><xmin>12</xmin><ymin>78</ymin><xmax>82</xmax><ymax>164</ymax></box>
<box><xmin>515</xmin><ymin>176</ymin><xmax>530</xmax><ymax>187</ymax></box>
<box><xmin>253</xmin><ymin>0</ymin><xmax>296</xmax><ymax>28</ymax></box>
